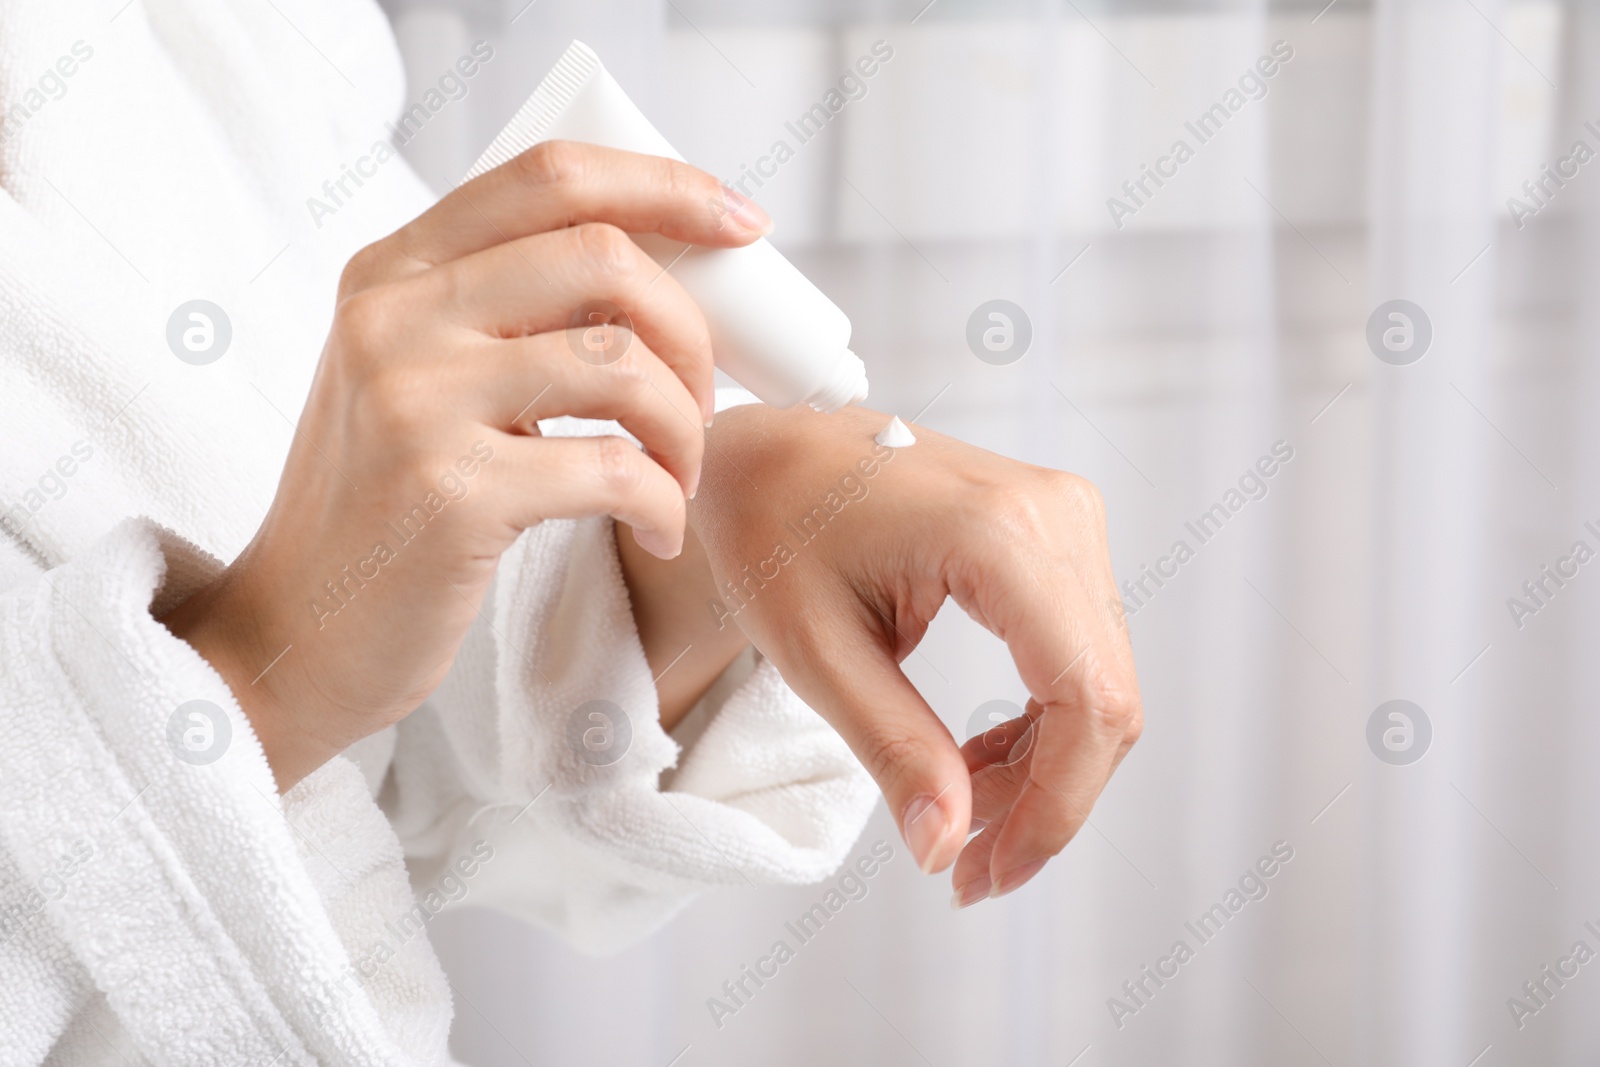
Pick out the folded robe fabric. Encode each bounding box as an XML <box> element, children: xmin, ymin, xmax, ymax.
<box><xmin>0</xmin><ymin>2</ymin><xmax>877</xmax><ymax>1062</ymax></box>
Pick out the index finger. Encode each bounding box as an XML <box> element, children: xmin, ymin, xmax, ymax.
<box><xmin>956</xmin><ymin>545</ymin><xmax>1142</xmax><ymax>896</ymax></box>
<box><xmin>366</xmin><ymin>141</ymin><xmax>771</xmax><ymax>281</ymax></box>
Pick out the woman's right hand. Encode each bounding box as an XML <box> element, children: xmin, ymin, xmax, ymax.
<box><xmin>161</xmin><ymin>141</ymin><xmax>771</xmax><ymax>789</ymax></box>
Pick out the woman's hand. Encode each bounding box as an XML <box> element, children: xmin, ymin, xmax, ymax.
<box><xmin>689</xmin><ymin>403</ymin><xmax>1142</xmax><ymax>904</ymax></box>
<box><xmin>162</xmin><ymin>142</ymin><xmax>771</xmax><ymax>790</ymax></box>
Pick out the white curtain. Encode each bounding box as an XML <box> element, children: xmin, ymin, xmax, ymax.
<box><xmin>379</xmin><ymin>0</ymin><xmax>1600</xmax><ymax>1062</ymax></box>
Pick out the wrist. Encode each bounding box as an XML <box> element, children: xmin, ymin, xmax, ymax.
<box><xmin>615</xmin><ymin>517</ymin><xmax>749</xmax><ymax>730</ymax></box>
<box><xmin>159</xmin><ymin>562</ymin><xmax>326</xmax><ymax>790</ymax></box>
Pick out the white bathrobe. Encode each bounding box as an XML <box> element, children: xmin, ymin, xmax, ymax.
<box><xmin>0</xmin><ymin>2</ymin><xmax>876</xmax><ymax>1063</ymax></box>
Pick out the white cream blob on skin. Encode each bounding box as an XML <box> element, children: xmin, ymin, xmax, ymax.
<box><xmin>875</xmin><ymin>416</ymin><xmax>917</xmax><ymax>448</ymax></box>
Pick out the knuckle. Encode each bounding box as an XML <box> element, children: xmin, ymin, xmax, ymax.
<box><xmin>514</xmin><ymin>139</ymin><xmax>588</xmax><ymax>191</ymax></box>
<box><xmin>860</xmin><ymin>730</ymin><xmax>928</xmax><ymax>790</ymax></box>
<box><xmin>574</xmin><ymin>222</ymin><xmax>637</xmax><ymax>279</ymax></box>
<box><xmin>333</xmin><ymin>286</ymin><xmax>400</xmax><ymax>359</ymax></box>
<box><xmin>1055</xmin><ymin>471</ymin><xmax>1106</xmax><ymax>525</ymax></box>
<box><xmin>1122</xmin><ymin>711</ymin><xmax>1144</xmax><ymax>747</ymax></box>
<box><xmin>338</xmin><ymin>242</ymin><xmax>388</xmax><ymax>297</ymax></box>
<box><xmin>592</xmin><ymin>435</ymin><xmax>648</xmax><ymax>498</ymax></box>
<box><xmin>1085</xmin><ymin>673</ymin><xmax>1141</xmax><ymax>738</ymax></box>
<box><xmin>662</xmin><ymin>157</ymin><xmax>718</xmax><ymax>217</ymax></box>
<box><xmin>333</xmin><ymin>286</ymin><xmax>434</xmax><ymax>434</ymax></box>
<box><xmin>978</xmin><ymin>484</ymin><xmax>1052</xmax><ymax>546</ymax></box>
<box><xmin>605</xmin><ymin>345</ymin><xmax>652</xmax><ymax>395</ymax></box>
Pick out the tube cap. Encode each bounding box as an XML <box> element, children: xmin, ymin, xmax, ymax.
<box><xmin>806</xmin><ymin>349</ymin><xmax>870</xmax><ymax>413</ymax></box>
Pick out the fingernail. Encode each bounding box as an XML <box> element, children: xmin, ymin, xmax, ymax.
<box><xmin>902</xmin><ymin>794</ymin><xmax>952</xmax><ymax>875</ymax></box>
<box><xmin>950</xmin><ymin>873</ymin><xmax>992</xmax><ymax>910</ymax></box>
<box><xmin>990</xmin><ymin>859</ymin><xmax>1047</xmax><ymax>900</ymax></box>
<box><xmin>721</xmin><ymin>184</ymin><xmax>772</xmax><ymax>235</ymax></box>
<box><xmin>634</xmin><ymin>525</ymin><xmax>678</xmax><ymax>560</ymax></box>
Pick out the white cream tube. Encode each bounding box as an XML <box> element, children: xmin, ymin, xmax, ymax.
<box><xmin>464</xmin><ymin>41</ymin><xmax>869</xmax><ymax>413</ymax></box>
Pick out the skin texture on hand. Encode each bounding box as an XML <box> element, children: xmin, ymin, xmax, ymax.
<box><xmin>687</xmin><ymin>403</ymin><xmax>1143</xmax><ymax>904</ymax></box>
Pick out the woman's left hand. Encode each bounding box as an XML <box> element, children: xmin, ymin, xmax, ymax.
<box><xmin>686</xmin><ymin>403</ymin><xmax>1142</xmax><ymax>905</ymax></box>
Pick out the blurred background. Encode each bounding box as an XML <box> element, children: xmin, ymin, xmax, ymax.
<box><xmin>373</xmin><ymin>0</ymin><xmax>1600</xmax><ymax>1063</ymax></box>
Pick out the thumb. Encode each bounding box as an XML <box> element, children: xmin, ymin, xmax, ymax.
<box><xmin>782</xmin><ymin>637</ymin><xmax>972</xmax><ymax>875</ymax></box>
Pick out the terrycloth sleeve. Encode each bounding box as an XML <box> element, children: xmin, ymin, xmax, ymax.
<box><xmin>379</xmin><ymin>389</ymin><xmax>880</xmax><ymax>954</ymax></box>
<box><xmin>0</xmin><ymin>519</ymin><xmax>453</xmax><ymax>1067</ymax></box>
